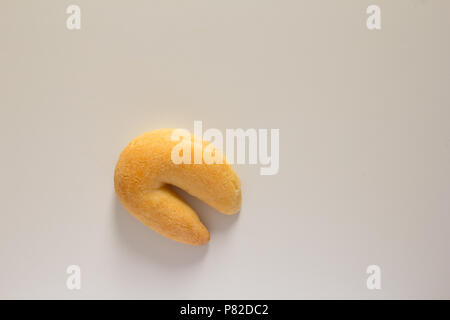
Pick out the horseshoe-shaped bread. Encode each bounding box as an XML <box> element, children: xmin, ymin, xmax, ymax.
<box><xmin>114</xmin><ymin>129</ymin><xmax>241</xmax><ymax>245</ymax></box>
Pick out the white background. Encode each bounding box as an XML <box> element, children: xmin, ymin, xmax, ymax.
<box><xmin>1</xmin><ymin>0</ymin><xmax>449</xmax><ymax>299</ymax></box>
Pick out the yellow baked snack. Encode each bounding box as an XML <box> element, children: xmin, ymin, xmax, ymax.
<box><xmin>114</xmin><ymin>129</ymin><xmax>241</xmax><ymax>245</ymax></box>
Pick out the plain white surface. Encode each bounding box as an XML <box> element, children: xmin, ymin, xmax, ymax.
<box><xmin>1</xmin><ymin>0</ymin><xmax>450</xmax><ymax>299</ymax></box>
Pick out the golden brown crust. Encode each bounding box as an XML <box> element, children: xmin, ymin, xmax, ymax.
<box><xmin>114</xmin><ymin>129</ymin><xmax>241</xmax><ymax>245</ymax></box>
